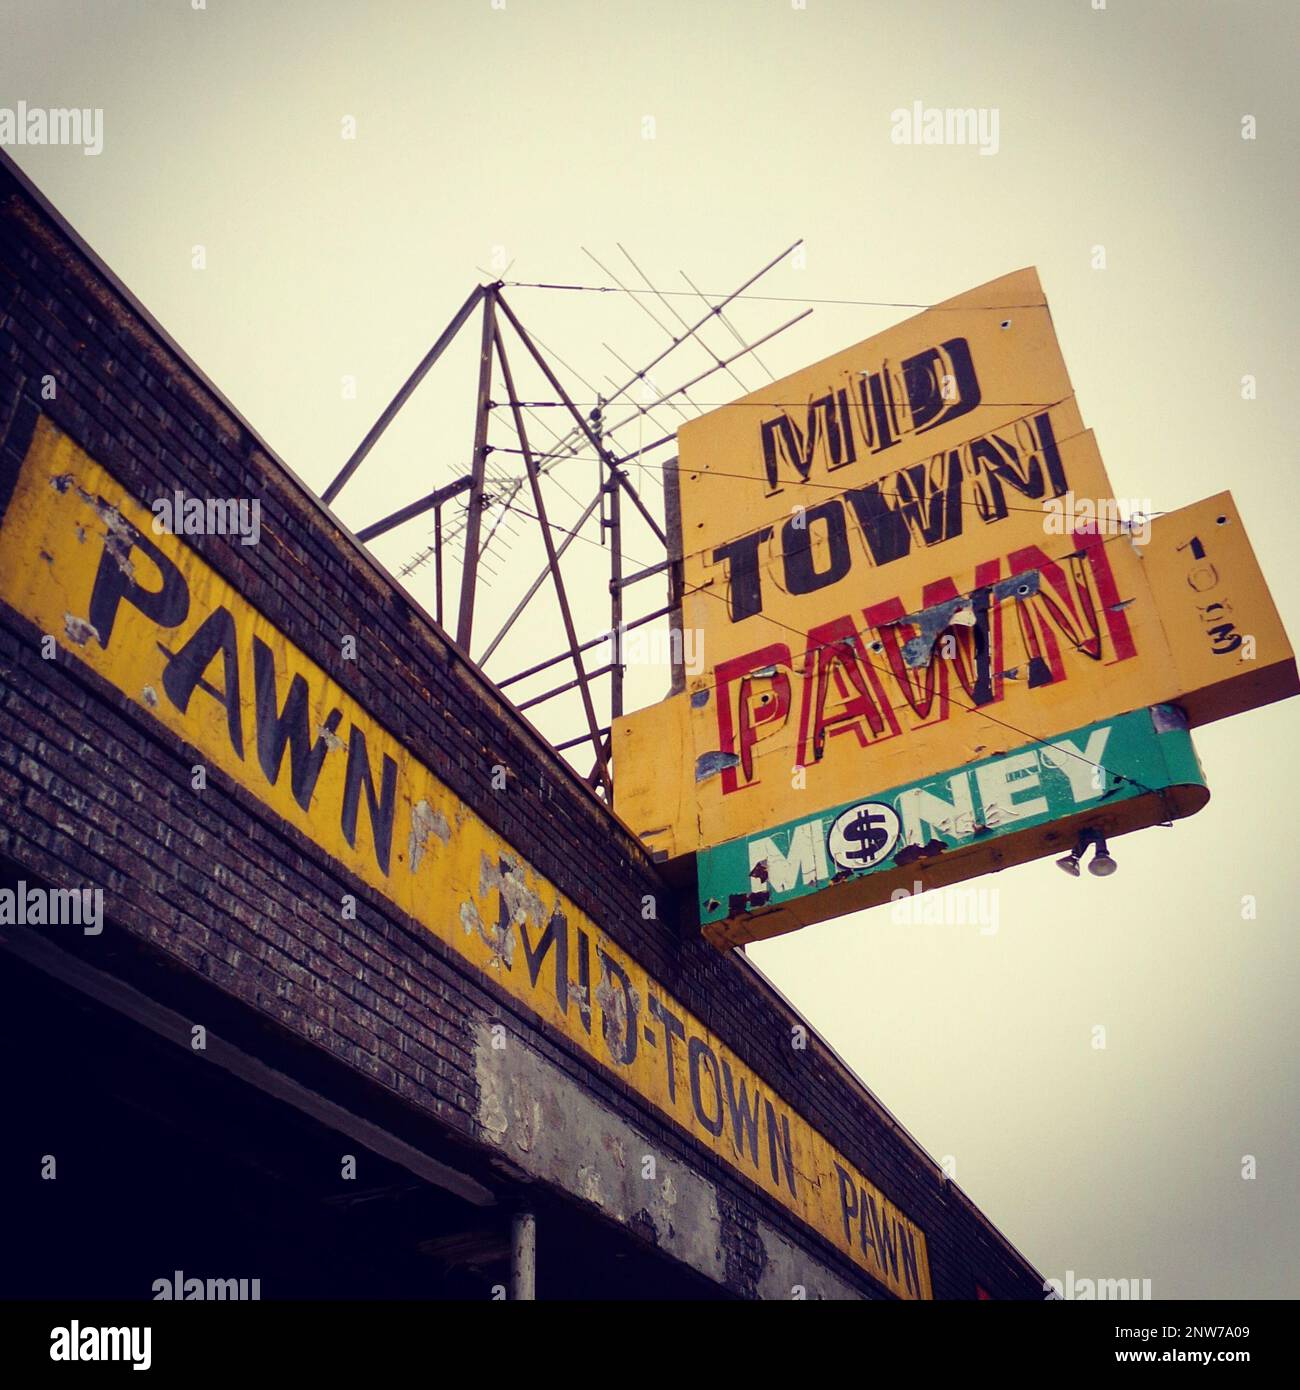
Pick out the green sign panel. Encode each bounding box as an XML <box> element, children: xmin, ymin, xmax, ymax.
<box><xmin>697</xmin><ymin>705</ymin><xmax>1205</xmax><ymax>924</ymax></box>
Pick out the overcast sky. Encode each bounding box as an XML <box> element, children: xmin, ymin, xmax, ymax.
<box><xmin>4</xmin><ymin>0</ymin><xmax>1297</xmax><ymax>1299</ymax></box>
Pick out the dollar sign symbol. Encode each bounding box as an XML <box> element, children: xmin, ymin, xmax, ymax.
<box><xmin>844</xmin><ymin>808</ymin><xmax>888</xmax><ymax>864</ymax></box>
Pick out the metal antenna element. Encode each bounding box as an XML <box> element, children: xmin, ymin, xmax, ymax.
<box><xmin>319</xmin><ymin>244</ymin><xmax>810</xmax><ymax>803</ymax></box>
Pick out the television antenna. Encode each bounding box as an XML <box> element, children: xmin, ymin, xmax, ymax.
<box><xmin>320</xmin><ymin>242</ymin><xmax>812</xmax><ymax>804</ymax></box>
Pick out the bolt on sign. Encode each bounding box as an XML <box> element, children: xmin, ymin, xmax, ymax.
<box><xmin>612</xmin><ymin>268</ymin><xmax>1299</xmax><ymax>947</ymax></box>
<box><xmin>0</xmin><ymin>416</ymin><xmax>932</xmax><ymax>1298</ymax></box>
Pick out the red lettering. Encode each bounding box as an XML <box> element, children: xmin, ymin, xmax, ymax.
<box><xmin>714</xmin><ymin>645</ymin><xmax>791</xmax><ymax>793</ymax></box>
<box><xmin>796</xmin><ymin>616</ymin><xmax>897</xmax><ymax>767</ymax></box>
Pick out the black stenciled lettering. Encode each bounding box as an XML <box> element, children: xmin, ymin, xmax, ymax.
<box><xmin>899</xmin><ymin>1225</ymin><xmax>921</xmax><ymax>1296</ymax></box>
<box><xmin>843</xmin><ymin>458</ymin><xmax>962</xmax><ymax>569</ymax></box>
<box><xmin>688</xmin><ymin>1037</ymin><xmax>724</xmax><ymax>1138</ymax></box>
<box><xmin>859</xmin><ymin>1186</ymin><xmax>877</xmax><ymax>1264</ymax></box>
<box><xmin>713</xmin><ymin>527</ymin><xmax>772</xmax><ymax>622</ymax></box>
<box><xmin>858</xmin><ymin>371</ymin><xmax>896</xmax><ymax>453</ymax></box>
<box><xmin>901</xmin><ymin>338</ymin><xmax>980</xmax><ymax>433</ymax></box>
<box><xmin>781</xmin><ymin>500</ymin><xmax>851</xmax><ymax>596</ymax></box>
<box><xmin>648</xmin><ymin>996</ymin><xmax>686</xmax><ymax>1102</ymax></box>
<box><xmin>843</xmin><ymin>479</ymin><xmax>912</xmax><ymax>567</ymax></box>
<box><xmin>970</xmin><ymin>412</ymin><xmax>1068</xmax><ymax>522</ymax></box>
<box><xmin>519</xmin><ymin>909</ymin><xmax>569</xmax><ymax>1014</ymax></box>
<box><xmin>721</xmin><ymin>1058</ymin><xmax>762</xmax><ymax>1166</ymax></box>
<box><xmin>832</xmin><ymin>389</ymin><xmax>858</xmax><ymax>470</ymax></box>
<box><xmin>253</xmin><ymin>637</ymin><xmax>341</xmax><ymax>810</ymax></box>
<box><xmin>596</xmin><ymin>948</ymin><xmax>638</xmax><ymax>1066</ymax></box>
<box><xmin>834</xmin><ymin>1163</ymin><xmax>858</xmax><ymax>1245</ymax></box>
<box><xmin>160</xmin><ymin>607</ymin><xmax>244</xmax><ymax>759</ymax></box>
<box><xmin>87</xmin><ymin>513</ymin><xmax>189</xmax><ymax>647</ymax></box>
<box><xmin>340</xmin><ymin>726</ymin><xmax>397</xmax><ymax>876</ymax></box>
<box><xmin>866</xmin><ymin>1194</ymin><xmax>900</xmax><ymax>1279</ymax></box>
<box><xmin>574</xmin><ymin>927</ymin><xmax>592</xmax><ymax>1034</ymax></box>
<box><xmin>763</xmin><ymin>1098</ymin><xmax>797</xmax><ymax>1197</ymax></box>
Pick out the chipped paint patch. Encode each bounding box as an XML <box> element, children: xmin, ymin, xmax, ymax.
<box><xmin>63</xmin><ymin>613</ymin><xmax>100</xmax><ymax>645</ymax></box>
<box><xmin>695</xmin><ymin>749</ymin><xmax>740</xmax><ymax>782</ymax></box>
<box><xmin>316</xmin><ymin>723</ymin><xmax>346</xmax><ymax>753</ymax></box>
<box><xmin>408</xmin><ymin>797</ymin><xmax>451</xmax><ymax>873</ymax></box>
<box><xmin>49</xmin><ymin>470</ymin><xmax>142</xmax><ymax>580</ymax></box>
<box><xmin>1150</xmin><ymin>702</ymin><xmax>1188</xmax><ymax>733</ymax></box>
<box><xmin>458</xmin><ymin>899</ymin><xmax>504</xmax><ymax>968</ymax></box>
<box><xmin>481</xmin><ymin>851</ymin><xmax>544</xmax><ymax>929</ymax></box>
<box><xmin>479</xmin><ymin>1071</ymin><xmax>509</xmax><ymax>1139</ymax></box>
<box><xmin>594</xmin><ymin>958</ymin><xmax>641</xmax><ymax>1044</ymax></box>
<box><xmin>576</xmin><ymin>1164</ymin><xmax>606</xmax><ymax>1207</ymax></box>
<box><xmin>893</xmin><ymin>840</ymin><xmax>947</xmax><ymax>868</ymax></box>
<box><xmin>75</xmin><ymin>484</ymin><xmax>140</xmax><ymax>582</ymax></box>
<box><xmin>509</xmin><ymin>1094</ymin><xmax>543</xmax><ymax>1155</ymax></box>
<box><xmin>459</xmin><ymin>851</ymin><xmax>548</xmax><ymax>969</ymax></box>
<box><xmin>472</xmin><ymin>1022</ymin><xmax>737</xmax><ymax>1278</ymax></box>
<box><xmin>895</xmin><ymin>571</ymin><xmax>1041</xmax><ymax>668</ymax></box>
<box><xmin>141</xmin><ymin>684</ymin><xmax>159</xmax><ymax>709</ymax></box>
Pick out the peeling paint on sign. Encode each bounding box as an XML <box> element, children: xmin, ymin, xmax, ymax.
<box><xmin>407</xmin><ymin>796</ymin><xmax>450</xmax><ymax>872</ymax></box>
<box><xmin>695</xmin><ymin>750</ymin><xmax>740</xmax><ymax>782</ymax></box>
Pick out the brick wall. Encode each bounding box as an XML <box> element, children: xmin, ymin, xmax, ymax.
<box><xmin>0</xmin><ymin>151</ymin><xmax>1042</xmax><ymax>1300</ymax></box>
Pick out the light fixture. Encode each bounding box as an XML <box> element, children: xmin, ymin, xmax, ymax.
<box><xmin>1088</xmin><ymin>836</ymin><xmax>1118</xmax><ymax>877</ymax></box>
<box><xmin>1057</xmin><ymin>828</ymin><xmax>1118</xmax><ymax>879</ymax></box>
<box><xmin>1055</xmin><ymin>852</ymin><xmax>1081</xmax><ymax>877</ymax></box>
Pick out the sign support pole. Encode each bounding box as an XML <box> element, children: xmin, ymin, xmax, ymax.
<box><xmin>455</xmin><ymin>288</ymin><xmax>500</xmax><ymax>652</ymax></box>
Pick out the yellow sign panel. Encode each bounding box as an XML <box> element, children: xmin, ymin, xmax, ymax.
<box><xmin>653</xmin><ymin>269</ymin><xmax>1128</xmax><ymax>856</ymax></box>
<box><xmin>679</xmin><ymin>430</ymin><xmax>1160</xmax><ymax>850</ymax></box>
<box><xmin>0</xmin><ymin>416</ymin><xmax>931</xmax><ymax>1298</ymax></box>
<box><xmin>1138</xmin><ymin>494</ymin><xmax>1299</xmax><ymax>726</ymax></box>
<box><xmin>677</xmin><ymin>267</ymin><xmax>1091</xmax><ymax>684</ymax></box>
<box><xmin>615</xmin><ymin>270</ymin><xmax>1297</xmax><ymax>879</ymax></box>
<box><xmin>617</xmin><ymin>484</ymin><xmax>1297</xmax><ymax>866</ymax></box>
<box><xmin>678</xmin><ymin>266</ymin><xmax>1080</xmax><ymax>565</ymax></box>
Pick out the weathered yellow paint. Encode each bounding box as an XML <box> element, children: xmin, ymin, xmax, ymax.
<box><xmin>615</xmin><ymin>475</ymin><xmax>1297</xmax><ymax>871</ymax></box>
<box><xmin>627</xmin><ymin>271</ymin><xmax>1129</xmax><ymax>859</ymax></box>
<box><xmin>619</xmin><ymin>430</ymin><xmax>1154</xmax><ymax>855</ymax></box>
<box><xmin>1139</xmin><ymin>492</ymin><xmax>1298</xmax><ymax>726</ymax></box>
<box><xmin>677</xmin><ymin>266</ymin><xmax>1079</xmax><ymax>565</ymax></box>
<box><xmin>0</xmin><ymin>416</ymin><xmax>932</xmax><ymax>1298</ymax></box>
<box><xmin>678</xmin><ymin>269</ymin><xmax>1089</xmax><ymax>684</ymax></box>
<box><xmin>615</xmin><ymin>269</ymin><xmax>1297</xmax><ymax>881</ymax></box>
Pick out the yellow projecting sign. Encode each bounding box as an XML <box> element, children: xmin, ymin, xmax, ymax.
<box><xmin>613</xmin><ymin>269</ymin><xmax>1298</xmax><ymax>944</ymax></box>
<box><xmin>0</xmin><ymin>416</ymin><xmax>932</xmax><ymax>1298</ymax></box>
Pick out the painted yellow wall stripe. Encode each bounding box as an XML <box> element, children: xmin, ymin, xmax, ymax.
<box><xmin>0</xmin><ymin>417</ymin><xmax>932</xmax><ymax>1298</ymax></box>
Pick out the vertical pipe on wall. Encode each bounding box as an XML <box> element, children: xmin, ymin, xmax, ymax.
<box><xmin>510</xmin><ymin>1212</ymin><xmax>536</xmax><ymax>1301</ymax></box>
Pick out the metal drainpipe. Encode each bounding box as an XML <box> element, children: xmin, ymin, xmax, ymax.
<box><xmin>510</xmin><ymin>1212</ymin><xmax>536</xmax><ymax>1301</ymax></box>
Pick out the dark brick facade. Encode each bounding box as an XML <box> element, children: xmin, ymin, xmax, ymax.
<box><xmin>0</xmin><ymin>150</ymin><xmax>1042</xmax><ymax>1300</ymax></box>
